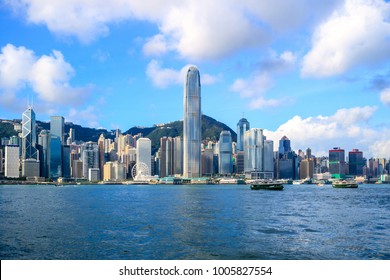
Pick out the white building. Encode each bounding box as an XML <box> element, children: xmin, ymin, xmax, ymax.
<box><xmin>136</xmin><ymin>138</ymin><xmax>152</xmax><ymax>176</ymax></box>
<box><xmin>5</xmin><ymin>145</ymin><xmax>20</xmax><ymax>178</ymax></box>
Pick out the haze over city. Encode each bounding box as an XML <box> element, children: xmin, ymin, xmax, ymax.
<box><xmin>1</xmin><ymin>0</ymin><xmax>390</xmax><ymax>158</ymax></box>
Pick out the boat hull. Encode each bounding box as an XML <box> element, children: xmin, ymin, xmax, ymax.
<box><xmin>332</xmin><ymin>184</ymin><xmax>358</xmax><ymax>188</ymax></box>
<box><xmin>250</xmin><ymin>184</ymin><xmax>284</xmax><ymax>190</ymax></box>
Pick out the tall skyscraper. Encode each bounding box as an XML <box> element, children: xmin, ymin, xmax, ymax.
<box><xmin>21</xmin><ymin>107</ymin><xmax>38</xmax><ymax>160</ymax></box>
<box><xmin>38</xmin><ymin>130</ymin><xmax>49</xmax><ymax>178</ymax></box>
<box><xmin>218</xmin><ymin>130</ymin><xmax>233</xmax><ymax>175</ymax></box>
<box><xmin>348</xmin><ymin>149</ymin><xmax>364</xmax><ymax>176</ymax></box>
<box><xmin>183</xmin><ymin>66</ymin><xmax>201</xmax><ymax>178</ymax></box>
<box><xmin>136</xmin><ymin>138</ymin><xmax>152</xmax><ymax>176</ymax></box>
<box><xmin>49</xmin><ymin>116</ymin><xmax>64</xmax><ymax>179</ymax></box>
<box><xmin>329</xmin><ymin>147</ymin><xmax>346</xmax><ymax>179</ymax></box>
<box><xmin>237</xmin><ymin>118</ymin><xmax>250</xmax><ymax>151</ymax></box>
<box><xmin>244</xmin><ymin>128</ymin><xmax>274</xmax><ymax>179</ymax></box>
<box><xmin>278</xmin><ymin>136</ymin><xmax>291</xmax><ymax>158</ymax></box>
<box><xmin>5</xmin><ymin>145</ymin><xmax>20</xmax><ymax>178</ymax></box>
<box><xmin>82</xmin><ymin>142</ymin><xmax>99</xmax><ymax>179</ymax></box>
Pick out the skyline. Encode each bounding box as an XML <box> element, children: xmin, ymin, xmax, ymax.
<box><xmin>1</xmin><ymin>0</ymin><xmax>390</xmax><ymax>158</ymax></box>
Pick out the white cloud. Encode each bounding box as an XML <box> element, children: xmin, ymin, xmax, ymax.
<box><xmin>146</xmin><ymin>60</ymin><xmax>220</xmax><ymax>88</ymax></box>
<box><xmin>380</xmin><ymin>88</ymin><xmax>390</xmax><ymax>105</ymax></box>
<box><xmin>263</xmin><ymin>106</ymin><xmax>386</xmax><ymax>158</ymax></box>
<box><xmin>302</xmin><ymin>0</ymin><xmax>390</xmax><ymax>77</ymax></box>
<box><xmin>67</xmin><ymin>106</ymin><xmax>100</xmax><ymax>128</ymax></box>
<box><xmin>0</xmin><ymin>44</ymin><xmax>90</xmax><ymax>109</ymax></box>
<box><xmin>231</xmin><ymin>50</ymin><xmax>296</xmax><ymax>109</ymax></box>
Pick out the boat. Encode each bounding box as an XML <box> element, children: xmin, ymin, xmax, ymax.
<box><xmin>250</xmin><ymin>180</ymin><xmax>284</xmax><ymax>190</ymax></box>
<box><xmin>332</xmin><ymin>180</ymin><xmax>358</xmax><ymax>188</ymax></box>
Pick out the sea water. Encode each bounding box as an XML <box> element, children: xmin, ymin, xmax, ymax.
<box><xmin>1</xmin><ymin>184</ymin><xmax>389</xmax><ymax>260</ymax></box>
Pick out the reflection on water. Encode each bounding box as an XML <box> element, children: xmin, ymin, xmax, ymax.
<box><xmin>1</xmin><ymin>184</ymin><xmax>390</xmax><ymax>259</ymax></box>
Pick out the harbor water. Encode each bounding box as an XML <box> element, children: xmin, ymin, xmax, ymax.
<box><xmin>1</xmin><ymin>184</ymin><xmax>389</xmax><ymax>260</ymax></box>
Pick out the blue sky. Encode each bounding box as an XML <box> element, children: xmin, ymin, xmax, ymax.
<box><xmin>1</xmin><ymin>0</ymin><xmax>390</xmax><ymax>158</ymax></box>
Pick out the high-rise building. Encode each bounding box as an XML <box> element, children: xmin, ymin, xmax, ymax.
<box><xmin>82</xmin><ymin>142</ymin><xmax>99</xmax><ymax>179</ymax></box>
<box><xmin>38</xmin><ymin>130</ymin><xmax>49</xmax><ymax>178</ymax></box>
<box><xmin>244</xmin><ymin>128</ymin><xmax>274</xmax><ymax>179</ymax></box>
<box><xmin>49</xmin><ymin>116</ymin><xmax>64</xmax><ymax>179</ymax></box>
<box><xmin>173</xmin><ymin>136</ymin><xmax>183</xmax><ymax>175</ymax></box>
<box><xmin>237</xmin><ymin>118</ymin><xmax>250</xmax><ymax>151</ymax></box>
<box><xmin>329</xmin><ymin>147</ymin><xmax>346</xmax><ymax>179</ymax></box>
<box><xmin>98</xmin><ymin>134</ymin><xmax>105</xmax><ymax>179</ymax></box>
<box><xmin>0</xmin><ymin>148</ymin><xmax>3</xmax><ymax>173</ymax></box>
<box><xmin>348</xmin><ymin>149</ymin><xmax>364</xmax><ymax>176</ymax></box>
<box><xmin>278</xmin><ymin>136</ymin><xmax>291</xmax><ymax>158</ymax></box>
<box><xmin>21</xmin><ymin>107</ymin><xmax>38</xmax><ymax>160</ymax></box>
<box><xmin>218</xmin><ymin>130</ymin><xmax>232</xmax><ymax>175</ymax></box>
<box><xmin>299</xmin><ymin>158</ymin><xmax>314</xmax><ymax>179</ymax></box>
<box><xmin>183</xmin><ymin>65</ymin><xmax>201</xmax><ymax>178</ymax></box>
<box><xmin>5</xmin><ymin>145</ymin><xmax>19</xmax><ymax>178</ymax></box>
<box><xmin>136</xmin><ymin>138</ymin><xmax>152</xmax><ymax>176</ymax></box>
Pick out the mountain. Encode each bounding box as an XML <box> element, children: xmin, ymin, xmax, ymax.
<box><xmin>1</xmin><ymin>114</ymin><xmax>236</xmax><ymax>154</ymax></box>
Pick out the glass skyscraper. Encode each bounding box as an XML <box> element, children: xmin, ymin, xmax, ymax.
<box><xmin>183</xmin><ymin>66</ymin><xmax>201</xmax><ymax>178</ymax></box>
<box><xmin>218</xmin><ymin>130</ymin><xmax>232</xmax><ymax>175</ymax></box>
<box><xmin>49</xmin><ymin>116</ymin><xmax>64</xmax><ymax>179</ymax></box>
<box><xmin>237</xmin><ymin>118</ymin><xmax>250</xmax><ymax>151</ymax></box>
<box><xmin>22</xmin><ymin>107</ymin><xmax>38</xmax><ymax>160</ymax></box>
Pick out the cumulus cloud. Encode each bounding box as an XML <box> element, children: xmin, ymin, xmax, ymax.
<box><xmin>0</xmin><ymin>44</ymin><xmax>90</xmax><ymax>109</ymax></box>
<box><xmin>146</xmin><ymin>60</ymin><xmax>220</xmax><ymax>88</ymax></box>
<box><xmin>6</xmin><ymin>0</ymin><xmax>338</xmax><ymax>61</ymax></box>
<box><xmin>302</xmin><ymin>0</ymin><xmax>390</xmax><ymax>77</ymax></box>
<box><xmin>263</xmin><ymin>106</ymin><xmax>384</xmax><ymax>157</ymax></box>
<box><xmin>380</xmin><ymin>88</ymin><xmax>390</xmax><ymax>106</ymax></box>
<box><xmin>231</xmin><ymin>50</ymin><xmax>296</xmax><ymax>109</ymax></box>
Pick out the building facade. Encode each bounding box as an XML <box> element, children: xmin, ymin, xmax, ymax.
<box><xmin>21</xmin><ymin>107</ymin><xmax>38</xmax><ymax>160</ymax></box>
<box><xmin>183</xmin><ymin>66</ymin><xmax>201</xmax><ymax>178</ymax></box>
<box><xmin>218</xmin><ymin>130</ymin><xmax>232</xmax><ymax>175</ymax></box>
<box><xmin>237</xmin><ymin>118</ymin><xmax>250</xmax><ymax>151</ymax></box>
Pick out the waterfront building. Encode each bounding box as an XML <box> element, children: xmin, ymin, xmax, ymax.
<box><xmin>278</xmin><ymin>136</ymin><xmax>291</xmax><ymax>158</ymax></box>
<box><xmin>299</xmin><ymin>158</ymin><xmax>315</xmax><ymax>179</ymax></box>
<box><xmin>63</xmin><ymin>145</ymin><xmax>71</xmax><ymax>178</ymax></box>
<box><xmin>329</xmin><ymin>147</ymin><xmax>346</xmax><ymax>179</ymax></box>
<box><xmin>183</xmin><ymin>66</ymin><xmax>201</xmax><ymax>178</ymax></box>
<box><xmin>218</xmin><ymin>130</ymin><xmax>233</xmax><ymax>175</ymax></box>
<box><xmin>173</xmin><ymin>136</ymin><xmax>183</xmax><ymax>175</ymax></box>
<box><xmin>0</xmin><ymin>148</ymin><xmax>3</xmax><ymax>173</ymax></box>
<box><xmin>82</xmin><ymin>142</ymin><xmax>99</xmax><ymax>179</ymax></box>
<box><xmin>237</xmin><ymin>118</ymin><xmax>250</xmax><ymax>151</ymax></box>
<box><xmin>22</xmin><ymin>159</ymin><xmax>40</xmax><ymax>177</ymax></box>
<box><xmin>38</xmin><ymin>130</ymin><xmax>49</xmax><ymax>178</ymax></box>
<box><xmin>98</xmin><ymin>134</ymin><xmax>105</xmax><ymax>179</ymax></box>
<box><xmin>49</xmin><ymin>116</ymin><xmax>64</xmax><ymax>179</ymax></box>
<box><xmin>21</xmin><ymin>107</ymin><xmax>38</xmax><ymax>160</ymax></box>
<box><xmin>244</xmin><ymin>128</ymin><xmax>274</xmax><ymax>179</ymax></box>
<box><xmin>201</xmin><ymin>148</ymin><xmax>214</xmax><ymax>176</ymax></box>
<box><xmin>235</xmin><ymin>151</ymin><xmax>245</xmax><ymax>174</ymax></box>
<box><xmin>113</xmin><ymin>162</ymin><xmax>126</xmax><ymax>181</ymax></box>
<box><xmin>136</xmin><ymin>138</ymin><xmax>152</xmax><ymax>176</ymax></box>
<box><xmin>88</xmin><ymin>168</ymin><xmax>100</xmax><ymax>182</ymax></box>
<box><xmin>348</xmin><ymin>149</ymin><xmax>364</xmax><ymax>176</ymax></box>
<box><xmin>103</xmin><ymin>161</ymin><xmax>114</xmax><ymax>181</ymax></box>
<box><xmin>5</xmin><ymin>145</ymin><xmax>20</xmax><ymax>178</ymax></box>
<box><xmin>72</xmin><ymin>160</ymin><xmax>83</xmax><ymax>179</ymax></box>
<box><xmin>66</xmin><ymin>128</ymin><xmax>75</xmax><ymax>145</ymax></box>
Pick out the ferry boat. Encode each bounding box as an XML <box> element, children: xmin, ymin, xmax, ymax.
<box><xmin>250</xmin><ymin>180</ymin><xmax>284</xmax><ymax>191</ymax></box>
<box><xmin>332</xmin><ymin>180</ymin><xmax>358</xmax><ymax>188</ymax></box>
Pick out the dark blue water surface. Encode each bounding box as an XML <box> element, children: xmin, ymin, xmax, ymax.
<box><xmin>1</xmin><ymin>184</ymin><xmax>390</xmax><ymax>260</ymax></box>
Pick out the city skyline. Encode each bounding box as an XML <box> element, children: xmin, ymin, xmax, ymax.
<box><xmin>1</xmin><ymin>1</ymin><xmax>390</xmax><ymax>159</ymax></box>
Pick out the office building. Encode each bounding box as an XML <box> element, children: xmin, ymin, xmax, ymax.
<box><xmin>329</xmin><ymin>147</ymin><xmax>346</xmax><ymax>179</ymax></box>
<box><xmin>82</xmin><ymin>142</ymin><xmax>99</xmax><ymax>179</ymax></box>
<box><xmin>183</xmin><ymin>66</ymin><xmax>201</xmax><ymax>178</ymax></box>
<box><xmin>5</xmin><ymin>145</ymin><xmax>19</xmax><ymax>178</ymax></box>
<box><xmin>88</xmin><ymin>168</ymin><xmax>100</xmax><ymax>182</ymax></box>
<box><xmin>21</xmin><ymin>107</ymin><xmax>38</xmax><ymax>160</ymax></box>
<box><xmin>278</xmin><ymin>136</ymin><xmax>291</xmax><ymax>158</ymax></box>
<box><xmin>244</xmin><ymin>128</ymin><xmax>274</xmax><ymax>179</ymax></box>
<box><xmin>38</xmin><ymin>130</ymin><xmax>49</xmax><ymax>178</ymax></box>
<box><xmin>136</xmin><ymin>138</ymin><xmax>152</xmax><ymax>176</ymax></box>
<box><xmin>348</xmin><ymin>149</ymin><xmax>364</xmax><ymax>176</ymax></box>
<box><xmin>49</xmin><ymin>116</ymin><xmax>64</xmax><ymax>179</ymax></box>
<box><xmin>299</xmin><ymin>158</ymin><xmax>314</xmax><ymax>179</ymax></box>
<box><xmin>218</xmin><ymin>130</ymin><xmax>233</xmax><ymax>175</ymax></box>
<box><xmin>237</xmin><ymin>118</ymin><xmax>250</xmax><ymax>151</ymax></box>
<box><xmin>22</xmin><ymin>159</ymin><xmax>40</xmax><ymax>177</ymax></box>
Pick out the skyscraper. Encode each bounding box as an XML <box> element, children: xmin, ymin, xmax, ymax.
<box><xmin>5</xmin><ymin>145</ymin><xmax>20</xmax><ymax>178</ymax></box>
<box><xmin>136</xmin><ymin>138</ymin><xmax>152</xmax><ymax>177</ymax></box>
<box><xmin>218</xmin><ymin>130</ymin><xmax>233</xmax><ymax>175</ymax></box>
<box><xmin>183</xmin><ymin>66</ymin><xmax>201</xmax><ymax>178</ymax></box>
<box><xmin>348</xmin><ymin>149</ymin><xmax>364</xmax><ymax>176</ymax></box>
<box><xmin>329</xmin><ymin>147</ymin><xmax>346</xmax><ymax>179</ymax></box>
<box><xmin>49</xmin><ymin>116</ymin><xmax>64</xmax><ymax>179</ymax></box>
<box><xmin>278</xmin><ymin>136</ymin><xmax>291</xmax><ymax>158</ymax></box>
<box><xmin>237</xmin><ymin>118</ymin><xmax>250</xmax><ymax>151</ymax></box>
<box><xmin>22</xmin><ymin>107</ymin><xmax>38</xmax><ymax>160</ymax></box>
<box><xmin>82</xmin><ymin>142</ymin><xmax>99</xmax><ymax>179</ymax></box>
